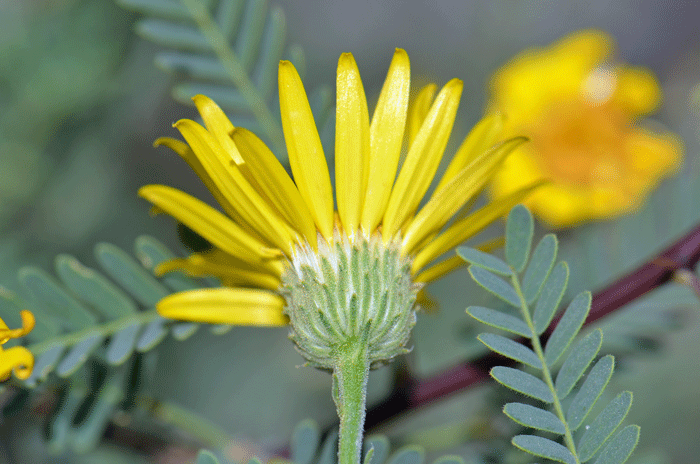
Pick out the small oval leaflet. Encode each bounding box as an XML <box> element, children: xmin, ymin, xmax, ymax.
<box><xmin>593</xmin><ymin>425</ymin><xmax>640</xmax><ymax>464</ymax></box>
<box><xmin>466</xmin><ymin>306</ymin><xmax>531</xmax><ymax>337</ymax></box>
<box><xmin>521</xmin><ymin>233</ymin><xmax>557</xmax><ymax>303</ymax></box>
<box><xmin>544</xmin><ymin>291</ymin><xmax>591</xmax><ymax>366</ymax></box>
<box><xmin>505</xmin><ymin>204</ymin><xmax>534</xmax><ymax>273</ymax></box>
<box><xmin>578</xmin><ymin>391</ymin><xmax>633</xmax><ymax>462</ymax></box>
<box><xmin>532</xmin><ymin>261</ymin><xmax>569</xmax><ymax>335</ymax></box>
<box><xmin>478</xmin><ymin>333</ymin><xmax>542</xmax><ymax>369</ymax></box>
<box><xmin>512</xmin><ymin>434</ymin><xmax>576</xmax><ymax>464</ymax></box>
<box><xmin>555</xmin><ymin>329</ymin><xmax>603</xmax><ymax>399</ymax></box>
<box><xmin>457</xmin><ymin>246</ymin><xmax>513</xmax><ymax>275</ymax></box>
<box><xmin>491</xmin><ymin>366</ymin><xmax>553</xmax><ymax>403</ymax></box>
<box><xmin>503</xmin><ymin>402</ymin><xmax>566</xmax><ymax>434</ymax></box>
<box><xmin>468</xmin><ymin>266</ymin><xmax>520</xmax><ymax>307</ymax></box>
<box><xmin>566</xmin><ymin>355</ymin><xmax>615</xmax><ymax>431</ymax></box>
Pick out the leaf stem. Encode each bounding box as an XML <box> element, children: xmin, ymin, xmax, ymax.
<box><xmin>333</xmin><ymin>338</ymin><xmax>370</xmax><ymax>464</ymax></box>
<box><xmin>26</xmin><ymin>309</ymin><xmax>161</xmax><ymax>355</ymax></box>
<box><xmin>510</xmin><ymin>274</ymin><xmax>580</xmax><ymax>464</ymax></box>
<box><xmin>143</xmin><ymin>396</ymin><xmax>232</xmax><ymax>449</ymax></box>
<box><xmin>179</xmin><ymin>0</ymin><xmax>286</xmax><ymax>155</ymax></box>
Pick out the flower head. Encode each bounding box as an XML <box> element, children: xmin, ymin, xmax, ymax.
<box><xmin>488</xmin><ymin>30</ymin><xmax>683</xmax><ymax>228</ymax></box>
<box><xmin>0</xmin><ymin>310</ymin><xmax>35</xmax><ymax>381</ymax></box>
<box><xmin>140</xmin><ymin>49</ymin><xmax>537</xmax><ymax>367</ymax></box>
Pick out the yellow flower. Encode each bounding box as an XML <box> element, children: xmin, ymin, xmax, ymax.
<box><xmin>139</xmin><ymin>49</ymin><xmax>539</xmax><ymax>366</ymax></box>
<box><xmin>488</xmin><ymin>29</ymin><xmax>683</xmax><ymax>228</ymax></box>
<box><xmin>0</xmin><ymin>310</ymin><xmax>35</xmax><ymax>381</ymax></box>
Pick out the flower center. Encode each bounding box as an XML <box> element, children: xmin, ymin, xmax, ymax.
<box><xmin>281</xmin><ymin>232</ymin><xmax>420</xmax><ymax>369</ymax></box>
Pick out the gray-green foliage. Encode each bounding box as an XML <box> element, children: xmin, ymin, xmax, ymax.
<box><xmin>0</xmin><ymin>236</ymin><xmax>219</xmax><ymax>453</ymax></box>
<box><xmin>460</xmin><ymin>205</ymin><xmax>639</xmax><ymax>464</ymax></box>
<box><xmin>197</xmin><ymin>419</ymin><xmax>472</xmax><ymax>464</ymax></box>
<box><xmin>117</xmin><ymin>0</ymin><xmax>335</xmax><ymax>159</ymax></box>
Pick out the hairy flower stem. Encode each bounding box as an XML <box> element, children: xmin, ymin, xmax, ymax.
<box><xmin>333</xmin><ymin>338</ymin><xmax>370</xmax><ymax>464</ymax></box>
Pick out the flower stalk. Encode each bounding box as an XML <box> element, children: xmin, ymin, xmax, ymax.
<box><xmin>333</xmin><ymin>337</ymin><xmax>370</xmax><ymax>464</ymax></box>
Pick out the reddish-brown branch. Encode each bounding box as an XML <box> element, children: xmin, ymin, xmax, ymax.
<box><xmin>364</xmin><ymin>222</ymin><xmax>700</xmax><ymax>430</ymax></box>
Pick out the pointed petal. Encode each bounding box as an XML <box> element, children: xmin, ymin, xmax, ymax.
<box><xmin>383</xmin><ymin>79</ymin><xmax>463</xmax><ymax>239</ymax></box>
<box><xmin>403</xmin><ymin>137</ymin><xmax>528</xmax><ymax>254</ymax></box>
<box><xmin>413</xmin><ymin>255</ymin><xmax>464</xmax><ymax>284</ymax></box>
<box><xmin>361</xmin><ymin>49</ymin><xmax>411</xmax><ymax>234</ymax></box>
<box><xmin>408</xmin><ymin>84</ymin><xmax>437</xmax><ymax>147</ymax></box>
<box><xmin>175</xmin><ymin>119</ymin><xmax>295</xmax><ymax>254</ymax></box>
<box><xmin>157</xmin><ymin>288</ymin><xmax>288</xmax><ymax>326</ymax></box>
<box><xmin>278</xmin><ymin>61</ymin><xmax>334</xmax><ymax>240</ymax></box>
<box><xmin>154</xmin><ymin>137</ymin><xmax>253</xmax><ymax>232</ymax></box>
<box><xmin>155</xmin><ymin>254</ymin><xmax>282</xmax><ymax>290</ymax></box>
<box><xmin>138</xmin><ymin>185</ymin><xmax>283</xmax><ymax>268</ymax></box>
<box><xmin>411</xmin><ymin>182</ymin><xmax>542</xmax><ymax>274</ymax></box>
<box><xmin>334</xmin><ymin>53</ymin><xmax>370</xmax><ymax>237</ymax></box>
<box><xmin>192</xmin><ymin>95</ymin><xmax>244</xmax><ymax>164</ymax></box>
<box><xmin>435</xmin><ymin>113</ymin><xmax>504</xmax><ymax>192</ymax></box>
<box><xmin>0</xmin><ymin>346</ymin><xmax>34</xmax><ymax>381</ymax></box>
<box><xmin>232</xmin><ymin>128</ymin><xmax>318</xmax><ymax>244</ymax></box>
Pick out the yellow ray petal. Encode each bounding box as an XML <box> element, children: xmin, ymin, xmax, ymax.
<box><xmin>175</xmin><ymin>119</ymin><xmax>295</xmax><ymax>254</ymax></box>
<box><xmin>0</xmin><ymin>346</ymin><xmax>34</xmax><ymax>381</ymax></box>
<box><xmin>413</xmin><ymin>255</ymin><xmax>463</xmax><ymax>284</ymax></box>
<box><xmin>155</xmin><ymin>254</ymin><xmax>282</xmax><ymax>290</ymax></box>
<box><xmin>0</xmin><ymin>310</ymin><xmax>35</xmax><ymax>344</ymax></box>
<box><xmin>154</xmin><ymin>137</ymin><xmax>255</xmax><ymax>236</ymax></box>
<box><xmin>434</xmin><ymin>112</ymin><xmax>504</xmax><ymax>192</ymax></box>
<box><xmin>408</xmin><ymin>84</ymin><xmax>437</xmax><ymax>147</ymax></box>
<box><xmin>414</xmin><ymin>236</ymin><xmax>505</xmax><ymax>283</ymax></box>
<box><xmin>335</xmin><ymin>53</ymin><xmax>370</xmax><ymax>237</ymax></box>
<box><xmin>192</xmin><ymin>95</ymin><xmax>244</xmax><ymax>164</ymax></box>
<box><xmin>157</xmin><ymin>288</ymin><xmax>288</xmax><ymax>326</ymax></box>
<box><xmin>232</xmin><ymin>128</ymin><xmax>318</xmax><ymax>244</ymax></box>
<box><xmin>138</xmin><ymin>185</ymin><xmax>282</xmax><ymax>266</ymax></box>
<box><xmin>278</xmin><ymin>60</ymin><xmax>334</xmax><ymax>240</ymax></box>
<box><xmin>193</xmin><ymin>95</ymin><xmax>284</xmax><ymax>205</ymax></box>
<box><xmin>383</xmin><ymin>79</ymin><xmax>463</xmax><ymax>239</ymax></box>
<box><xmin>411</xmin><ymin>181</ymin><xmax>543</xmax><ymax>274</ymax></box>
<box><xmin>403</xmin><ymin>137</ymin><xmax>528</xmax><ymax>255</ymax></box>
<box><xmin>361</xmin><ymin>48</ymin><xmax>410</xmax><ymax>234</ymax></box>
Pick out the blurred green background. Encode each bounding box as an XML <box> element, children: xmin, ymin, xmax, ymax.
<box><xmin>1</xmin><ymin>0</ymin><xmax>699</xmax><ymax>463</ymax></box>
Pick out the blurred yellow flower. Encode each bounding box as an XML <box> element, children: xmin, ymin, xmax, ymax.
<box><xmin>139</xmin><ymin>49</ymin><xmax>539</xmax><ymax>348</ymax></box>
<box><xmin>488</xmin><ymin>29</ymin><xmax>683</xmax><ymax>227</ymax></box>
<box><xmin>0</xmin><ymin>310</ymin><xmax>35</xmax><ymax>381</ymax></box>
